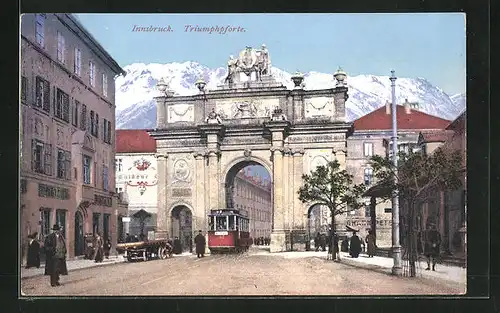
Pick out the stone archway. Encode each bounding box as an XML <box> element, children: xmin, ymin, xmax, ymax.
<box><xmin>171</xmin><ymin>205</ymin><xmax>193</xmax><ymax>252</ymax></box>
<box><xmin>223</xmin><ymin>160</ymin><xmax>273</xmax><ymax>241</ymax></box>
<box><xmin>149</xmin><ymin>46</ymin><xmax>351</xmax><ymax>252</ymax></box>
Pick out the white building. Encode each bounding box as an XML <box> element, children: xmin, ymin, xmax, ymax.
<box><xmin>115</xmin><ymin>129</ymin><xmax>158</xmax><ymax>237</ymax></box>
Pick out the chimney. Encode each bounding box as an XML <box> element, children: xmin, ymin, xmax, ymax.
<box><xmin>385</xmin><ymin>100</ymin><xmax>391</xmax><ymax>115</ymax></box>
<box><xmin>404</xmin><ymin>98</ymin><xmax>411</xmax><ymax>114</ymax></box>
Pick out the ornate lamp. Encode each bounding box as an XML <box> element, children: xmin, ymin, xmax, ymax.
<box><xmin>291</xmin><ymin>71</ymin><xmax>304</xmax><ymax>89</ymax></box>
<box><xmin>334</xmin><ymin>67</ymin><xmax>347</xmax><ymax>86</ymax></box>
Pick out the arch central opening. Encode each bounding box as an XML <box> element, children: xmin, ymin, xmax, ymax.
<box><xmin>225</xmin><ymin>161</ymin><xmax>273</xmax><ymax>246</ymax></box>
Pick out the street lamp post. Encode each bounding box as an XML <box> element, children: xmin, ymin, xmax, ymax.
<box><xmin>390</xmin><ymin>70</ymin><xmax>402</xmax><ymax>276</ymax></box>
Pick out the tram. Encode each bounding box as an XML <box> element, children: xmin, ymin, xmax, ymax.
<box><xmin>207</xmin><ymin>209</ymin><xmax>252</xmax><ymax>253</ymax></box>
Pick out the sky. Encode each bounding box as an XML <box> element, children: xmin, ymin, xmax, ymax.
<box><xmin>74</xmin><ymin>13</ymin><xmax>466</xmax><ymax>95</ymax></box>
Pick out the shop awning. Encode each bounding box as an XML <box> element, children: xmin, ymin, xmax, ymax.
<box><xmin>363</xmin><ymin>183</ymin><xmax>392</xmax><ymax>198</ymax></box>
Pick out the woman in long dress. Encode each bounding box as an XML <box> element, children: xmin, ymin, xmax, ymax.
<box><xmin>93</xmin><ymin>234</ymin><xmax>104</xmax><ymax>263</ymax></box>
<box><xmin>365</xmin><ymin>230</ymin><xmax>376</xmax><ymax>258</ymax></box>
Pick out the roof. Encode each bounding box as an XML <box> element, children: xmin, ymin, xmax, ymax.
<box><xmin>64</xmin><ymin>14</ymin><xmax>126</xmax><ymax>76</ymax></box>
<box><xmin>446</xmin><ymin>110</ymin><xmax>466</xmax><ymax>131</ymax></box>
<box><xmin>116</xmin><ymin>129</ymin><xmax>157</xmax><ymax>153</ymax></box>
<box><xmin>353</xmin><ymin>105</ymin><xmax>451</xmax><ymax>131</ymax></box>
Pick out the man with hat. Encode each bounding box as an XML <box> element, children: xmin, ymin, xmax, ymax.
<box><xmin>44</xmin><ymin>224</ymin><xmax>68</xmax><ymax>287</ymax></box>
<box><xmin>25</xmin><ymin>232</ymin><xmax>40</xmax><ymax>269</ymax></box>
<box><xmin>194</xmin><ymin>230</ymin><xmax>206</xmax><ymax>258</ymax></box>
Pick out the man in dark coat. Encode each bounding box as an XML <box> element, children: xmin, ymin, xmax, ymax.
<box><xmin>349</xmin><ymin>231</ymin><xmax>362</xmax><ymax>258</ymax></box>
<box><xmin>93</xmin><ymin>233</ymin><xmax>104</xmax><ymax>263</ymax></box>
<box><xmin>331</xmin><ymin>233</ymin><xmax>340</xmax><ymax>261</ymax></box>
<box><xmin>424</xmin><ymin>224</ymin><xmax>442</xmax><ymax>271</ymax></box>
<box><xmin>44</xmin><ymin>225</ymin><xmax>68</xmax><ymax>287</ymax></box>
<box><xmin>194</xmin><ymin>230</ymin><xmax>206</xmax><ymax>258</ymax></box>
<box><xmin>26</xmin><ymin>232</ymin><xmax>40</xmax><ymax>269</ymax></box>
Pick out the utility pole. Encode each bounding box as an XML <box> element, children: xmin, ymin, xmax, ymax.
<box><xmin>390</xmin><ymin>70</ymin><xmax>402</xmax><ymax>276</ymax></box>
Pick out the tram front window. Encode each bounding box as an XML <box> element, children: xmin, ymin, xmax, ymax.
<box><xmin>229</xmin><ymin>215</ymin><xmax>236</xmax><ymax>230</ymax></box>
<box><xmin>216</xmin><ymin>216</ymin><xmax>227</xmax><ymax>230</ymax></box>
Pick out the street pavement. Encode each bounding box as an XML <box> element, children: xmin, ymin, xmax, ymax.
<box><xmin>21</xmin><ymin>248</ymin><xmax>464</xmax><ymax>296</ymax></box>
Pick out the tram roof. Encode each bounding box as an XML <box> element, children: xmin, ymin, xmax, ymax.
<box><xmin>209</xmin><ymin>209</ymin><xmax>248</xmax><ymax>217</ymax></box>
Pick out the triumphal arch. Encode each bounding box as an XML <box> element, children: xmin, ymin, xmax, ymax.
<box><xmin>149</xmin><ymin>45</ymin><xmax>351</xmax><ymax>252</ymax></box>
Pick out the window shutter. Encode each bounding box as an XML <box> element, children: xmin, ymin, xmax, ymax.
<box><xmin>31</xmin><ymin>139</ymin><xmax>36</xmax><ymax>171</ymax></box>
<box><xmin>43</xmin><ymin>80</ymin><xmax>50</xmax><ymax>112</ymax></box>
<box><xmin>63</xmin><ymin>93</ymin><xmax>70</xmax><ymax>121</ymax></box>
<box><xmin>65</xmin><ymin>151</ymin><xmax>71</xmax><ymax>180</ymax></box>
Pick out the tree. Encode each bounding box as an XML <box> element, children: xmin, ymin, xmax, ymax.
<box><xmin>298</xmin><ymin>160</ymin><xmax>367</xmax><ymax>236</ymax></box>
<box><xmin>369</xmin><ymin>147</ymin><xmax>463</xmax><ymax>277</ymax></box>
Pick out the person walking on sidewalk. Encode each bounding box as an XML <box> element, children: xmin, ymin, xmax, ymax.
<box><xmin>365</xmin><ymin>230</ymin><xmax>376</xmax><ymax>258</ymax></box>
<box><xmin>424</xmin><ymin>224</ymin><xmax>442</xmax><ymax>271</ymax></box>
<box><xmin>349</xmin><ymin>231</ymin><xmax>362</xmax><ymax>258</ymax></box>
<box><xmin>93</xmin><ymin>233</ymin><xmax>104</xmax><ymax>263</ymax></box>
<box><xmin>194</xmin><ymin>230</ymin><xmax>206</xmax><ymax>258</ymax></box>
<box><xmin>26</xmin><ymin>232</ymin><xmax>40</xmax><ymax>269</ymax></box>
<box><xmin>44</xmin><ymin>225</ymin><xmax>68</xmax><ymax>287</ymax></box>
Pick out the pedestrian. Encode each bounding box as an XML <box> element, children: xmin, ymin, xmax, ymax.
<box><xmin>93</xmin><ymin>233</ymin><xmax>104</xmax><ymax>263</ymax></box>
<box><xmin>320</xmin><ymin>234</ymin><xmax>327</xmax><ymax>252</ymax></box>
<box><xmin>349</xmin><ymin>231</ymin><xmax>362</xmax><ymax>258</ymax></box>
<box><xmin>25</xmin><ymin>232</ymin><xmax>40</xmax><ymax>269</ymax></box>
<box><xmin>424</xmin><ymin>224</ymin><xmax>442</xmax><ymax>271</ymax></box>
<box><xmin>194</xmin><ymin>230</ymin><xmax>206</xmax><ymax>258</ymax></box>
<box><xmin>314</xmin><ymin>232</ymin><xmax>321</xmax><ymax>252</ymax></box>
<box><xmin>104</xmin><ymin>238</ymin><xmax>112</xmax><ymax>259</ymax></box>
<box><xmin>365</xmin><ymin>230</ymin><xmax>376</xmax><ymax>258</ymax></box>
<box><xmin>173</xmin><ymin>236</ymin><xmax>182</xmax><ymax>254</ymax></box>
<box><xmin>332</xmin><ymin>233</ymin><xmax>340</xmax><ymax>261</ymax></box>
<box><xmin>44</xmin><ymin>224</ymin><xmax>68</xmax><ymax>287</ymax></box>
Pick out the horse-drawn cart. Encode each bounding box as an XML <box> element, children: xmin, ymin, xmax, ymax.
<box><xmin>116</xmin><ymin>239</ymin><xmax>173</xmax><ymax>262</ymax></box>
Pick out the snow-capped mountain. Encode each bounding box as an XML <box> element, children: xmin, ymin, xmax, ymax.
<box><xmin>115</xmin><ymin>62</ymin><xmax>465</xmax><ymax>129</ymax></box>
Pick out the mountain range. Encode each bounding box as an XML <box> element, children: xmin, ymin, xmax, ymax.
<box><xmin>115</xmin><ymin>62</ymin><xmax>466</xmax><ymax>129</ymax></box>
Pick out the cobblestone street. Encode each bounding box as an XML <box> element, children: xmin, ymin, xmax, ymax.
<box><xmin>21</xmin><ymin>248</ymin><xmax>464</xmax><ymax>296</ymax></box>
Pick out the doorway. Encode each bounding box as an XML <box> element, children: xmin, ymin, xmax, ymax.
<box><xmin>74</xmin><ymin>211</ymin><xmax>84</xmax><ymax>256</ymax></box>
<box><xmin>171</xmin><ymin>205</ymin><xmax>193</xmax><ymax>252</ymax></box>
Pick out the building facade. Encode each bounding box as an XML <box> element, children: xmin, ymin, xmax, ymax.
<box><xmin>347</xmin><ymin>100</ymin><xmax>451</xmax><ymax>247</ymax></box>
<box><xmin>20</xmin><ymin>13</ymin><xmax>126</xmax><ymax>260</ymax></box>
<box><xmin>115</xmin><ymin>130</ymin><xmax>158</xmax><ymax>237</ymax></box>
<box><xmin>416</xmin><ymin>111</ymin><xmax>467</xmax><ymax>257</ymax></box>
<box><xmin>232</xmin><ymin>167</ymin><xmax>273</xmax><ymax>239</ymax></box>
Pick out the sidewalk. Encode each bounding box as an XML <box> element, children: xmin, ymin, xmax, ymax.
<box><xmin>336</xmin><ymin>252</ymin><xmax>466</xmax><ymax>285</ymax></box>
<box><xmin>21</xmin><ymin>255</ymin><xmax>126</xmax><ymax>279</ymax></box>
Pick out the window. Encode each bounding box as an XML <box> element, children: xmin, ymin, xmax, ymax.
<box><xmin>364</xmin><ymin>168</ymin><xmax>373</xmax><ymax>186</ymax></box>
<box><xmin>35</xmin><ymin>14</ymin><xmax>45</xmax><ymax>47</ymax></box>
<box><xmin>89</xmin><ymin>60</ymin><xmax>95</xmax><ymax>86</ymax></box>
<box><xmin>115</xmin><ymin>187</ymin><xmax>123</xmax><ymax>193</ymax></box>
<box><xmin>57</xmin><ymin>149</ymin><xmax>71</xmax><ymax>180</ymax></box>
<box><xmin>92</xmin><ymin>213</ymin><xmax>100</xmax><ymax>235</ymax></box>
<box><xmin>102</xmin><ymin>165</ymin><xmax>109</xmax><ymax>191</ymax></box>
<box><xmin>56</xmin><ymin>209</ymin><xmax>66</xmax><ymax>238</ymax></box>
<box><xmin>80</xmin><ymin>104</ymin><xmax>87</xmax><ymax>131</ymax></box>
<box><xmin>103</xmin><ymin>118</ymin><xmax>108</xmax><ymax>142</ymax></box>
<box><xmin>94</xmin><ymin>162</ymin><xmax>98</xmax><ymax>187</ymax></box>
<box><xmin>57</xmin><ymin>31</ymin><xmax>65</xmax><ymax>63</ymax></box>
<box><xmin>90</xmin><ymin>110</ymin><xmax>95</xmax><ymax>136</ymax></box>
<box><xmin>384</xmin><ymin>208</ymin><xmax>392</xmax><ymax>213</ymax></box>
<box><xmin>74</xmin><ymin>47</ymin><xmax>81</xmax><ymax>76</ymax></box>
<box><xmin>103</xmin><ymin>214</ymin><xmax>110</xmax><ymax>241</ymax></box>
<box><xmin>55</xmin><ymin>88</ymin><xmax>70</xmax><ymax>122</ymax></box>
<box><xmin>363</xmin><ymin>142</ymin><xmax>373</xmax><ymax>157</ymax></box>
<box><xmin>72</xmin><ymin>100</ymin><xmax>79</xmax><ymax>127</ymax></box>
<box><xmin>102</xmin><ymin>73</ymin><xmax>108</xmax><ymax>97</ymax></box>
<box><xmin>365</xmin><ymin>206</ymin><xmax>371</xmax><ymax>217</ymax></box>
<box><xmin>83</xmin><ymin>155</ymin><xmax>91</xmax><ymax>184</ymax></box>
<box><xmin>40</xmin><ymin>209</ymin><xmax>51</xmax><ymax>237</ymax></box>
<box><xmin>32</xmin><ymin>139</ymin><xmax>52</xmax><ymax>175</ymax></box>
<box><xmin>107</xmin><ymin>120</ymin><xmax>112</xmax><ymax>144</ymax></box>
<box><xmin>21</xmin><ymin>76</ymin><xmax>28</xmax><ymax>103</ymax></box>
<box><xmin>116</xmin><ymin>159</ymin><xmax>123</xmax><ymax>172</ymax></box>
<box><xmin>95</xmin><ymin>113</ymin><xmax>99</xmax><ymax>138</ymax></box>
<box><xmin>35</xmin><ymin>76</ymin><xmax>50</xmax><ymax>112</ymax></box>
<box><xmin>21</xmin><ymin>179</ymin><xmax>27</xmax><ymax>194</ymax></box>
